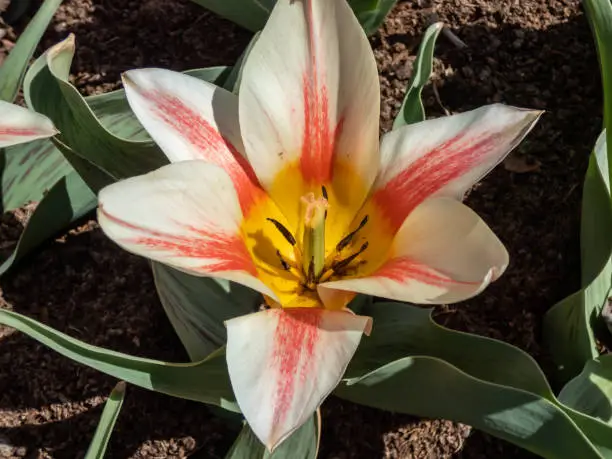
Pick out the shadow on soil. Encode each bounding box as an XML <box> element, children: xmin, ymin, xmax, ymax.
<box><xmin>0</xmin><ymin>0</ymin><xmax>605</xmax><ymax>457</ymax></box>
<box><xmin>0</xmin><ymin>228</ymin><xmax>240</xmax><ymax>458</ymax></box>
<box><xmin>0</xmin><ymin>369</ymin><xmax>238</xmax><ymax>459</ymax></box>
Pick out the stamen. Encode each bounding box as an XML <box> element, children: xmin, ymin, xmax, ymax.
<box><xmin>275</xmin><ymin>250</ymin><xmax>303</xmax><ymax>280</ymax></box>
<box><xmin>336</xmin><ymin>215</ymin><xmax>369</xmax><ymax>252</ymax></box>
<box><xmin>267</xmin><ymin>218</ymin><xmax>296</xmax><ymax>246</ymax></box>
<box><xmin>318</xmin><ymin>268</ymin><xmax>334</xmax><ymax>283</ymax></box>
<box><xmin>276</xmin><ymin>250</ymin><xmax>291</xmax><ymax>271</ymax></box>
<box><xmin>332</xmin><ymin>242</ymin><xmax>369</xmax><ymax>273</ymax></box>
<box><xmin>321</xmin><ymin>186</ymin><xmax>329</xmax><ymax>219</ymax></box>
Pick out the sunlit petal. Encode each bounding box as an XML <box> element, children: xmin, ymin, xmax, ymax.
<box><xmin>122</xmin><ymin>68</ymin><xmax>262</xmax><ymax>213</ymax></box>
<box><xmin>319</xmin><ymin>197</ymin><xmax>508</xmax><ymax>305</ymax></box>
<box><xmin>239</xmin><ymin>0</ymin><xmax>380</xmax><ymax>227</ymax></box>
<box><xmin>372</xmin><ymin>104</ymin><xmax>541</xmax><ymax>231</ymax></box>
<box><xmin>0</xmin><ymin>101</ymin><xmax>58</xmax><ymax>148</ymax></box>
<box><xmin>226</xmin><ymin>307</ymin><xmax>371</xmax><ymax>450</ymax></box>
<box><xmin>98</xmin><ymin>160</ymin><xmax>275</xmax><ymax>298</ymax></box>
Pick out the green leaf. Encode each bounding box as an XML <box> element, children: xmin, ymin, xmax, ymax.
<box><xmin>183</xmin><ymin>67</ymin><xmax>233</xmax><ymax>92</ymax></box>
<box><xmin>1</xmin><ymin>49</ymin><xmax>235</xmax><ymax>278</ymax></box>
<box><xmin>226</xmin><ymin>33</ymin><xmax>260</xmax><ymax>95</ymax></box>
<box><xmin>1</xmin><ymin>139</ymin><xmax>73</xmax><ymax>213</ymax></box>
<box><xmin>0</xmin><ymin>170</ymin><xmax>96</xmax><ymax>276</ymax></box>
<box><xmin>344</xmin><ymin>302</ymin><xmax>552</xmax><ymax>396</ymax></box>
<box><xmin>0</xmin><ymin>71</ymin><xmax>192</xmax><ymax>274</ymax></box>
<box><xmin>543</xmin><ymin>1</ymin><xmax>612</xmax><ymax>383</ymax></box>
<box><xmin>23</xmin><ymin>34</ymin><xmax>235</xmax><ymax>193</ymax></box>
<box><xmin>0</xmin><ymin>0</ymin><xmax>72</xmax><ymax>238</ymax></box>
<box><xmin>23</xmin><ymin>35</ymin><xmax>167</xmax><ymax>191</ymax></box>
<box><xmin>84</xmin><ymin>381</ymin><xmax>126</xmax><ymax>459</ymax></box>
<box><xmin>354</xmin><ymin>0</ymin><xmax>398</xmax><ymax>36</ymax></box>
<box><xmin>187</xmin><ymin>0</ymin><xmax>392</xmax><ymax>35</ymax></box>
<box><xmin>147</xmin><ymin>59</ymin><xmax>250</xmax><ymax>362</ymax></box>
<box><xmin>339</xmin><ymin>302</ymin><xmax>612</xmax><ymax>458</ymax></box>
<box><xmin>1</xmin><ymin>59</ymin><xmax>217</xmax><ymax>213</ymax></box>
<box><xmin>149</xmin><ymin>40</ymin><xmax>262</xmax><ymax>362</ymax></box>
<box><xmin>338</xmin><ymin>356</ymin><xmax>604</xmax><ymax>459</ymax></box>
<box><xmin>187</xmin><ymin>0</ymin><xmax>272</xmax><ymax>33</ymax></box>
<box><xmin>225</xmin><ymin>423</ymin><xmax>263</xmax><ymax>459</ymax></box>
<box><xmin>3</xmin><ymin>0</ymin><xmax>35</xmax><ymax>23</ymax></box>
<box><xmin>225</xmin><ymin>415</ymin><xmax>319</xmax><ymax>459</ymax></box>
<box><xmin>0</xmin><ymin>75</ymin><xmax>184</xmax><ymax>274</ymax></box>
<box><xmin>583</xmin><ymin>0</ymin><xmax>612</xmax><ymax>180</ymax></box>
<box><xmin>580</xmin><ymin>131</ymin><xmax>612</xmax><ymax>287</ymax></box>
<box><xmin>0</xmin><ymin>307</ymin><xmax>240</xmax><ymax>412</ymax></box>
<box><xmin>563</xmin><ymin>408</ymin><xmax>612</xmax><ymax>458</ymax></box>
<box><xmin>84</xmin><ymin>66</ymin><xmax>231</xmax><ymax>134</ymax></box>
<box><xmin>152</xmin><ymin>263</ymin><xmax>260</xmax><ymax>361</ymax></box>
<box><xmin>544</xmin><ymin>130</ymin><xmax>612</xmax><ymax>383</ymax></box>
<box><xmin>347</xmin><ymin>0</ymin><xmax>378</xmax><ymax>11</ymax></box>
<box><xmin>0</xmin><ymin>0</ymin><xmax>63</xmax><ymax>102</ymax></box>
<box><xmin>6</xmin><ymin>49</ymin><xmax>242</xmax><ymax>359</ymax></box>
<box><xmin>3</xmin><ymin>300</ymin><xmax>612</xmax><ymax>457</ymax></box>
<box><xmin>559</xmin><ymin>355</ymin><xmax>612</xmax><ymax>425</ymax></box>
<box><xmin>392</xmin><ymin>22</ymin><xmax>443</xmax><ymax>129</ymax></box>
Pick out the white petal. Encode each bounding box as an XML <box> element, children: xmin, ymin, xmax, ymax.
<box><xmin>122</xmin><ymin>68</ymin><xmax>262</xmax><ymax>213</ymax></box>
<box><xmin>226</xmin><ymin>308</ymin><xmax>371</xmax><ymax>451</ymax></box>
<box><xmin>239</xmin><ymin>0</ymin><xmax>380</xmax><ymax>224</ymax></box>
<box><xmin>0</xmin><ymin>101</ymin><xmax>57</xmax><ymax>148</ymax></box>
<box><xmin>97</xmin><ymin>160</ymin><xmax>274</xmax><ymax>298</ymax></box>
<box><xmin>319</xmin><ymin>197</ymin><xmax>508</xmax><ymax>305</ymax></box>
<box><xmin>371</xmin><ymin>104</ymin><xmax>541</xmax><ymax>230</ymax></box>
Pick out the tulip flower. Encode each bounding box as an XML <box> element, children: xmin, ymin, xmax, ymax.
<box><xmin>0</xmin><ymin>100</ymin><xmax>58</xmax><ymax>147</ymax></box>
<box><xmin>97</xmin><ymin>0</ymin><xmax>541</xmax><ymax>450</ymax></box>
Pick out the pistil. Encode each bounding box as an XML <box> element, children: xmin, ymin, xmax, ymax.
<box><xmin>300</xmin><ymin>193</ymin><xmax>328</xmax><ymax>283</ymax></box>
<box><xmin>265</xmin><ymin>192</ymin><xmax>371</xmax><ymax>295</ymax></box>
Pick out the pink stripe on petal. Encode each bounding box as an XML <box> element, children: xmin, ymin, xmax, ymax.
<box><xmin>300</xmin><ymin>74</ymin><xmax>332</xmax><ymax>183</ymax></box>
<box><xmin>0</xmin><ymin>128</ymin><xmax>44</xmax><ymax>138</ymax></box>
<box><xmin>147</xmin><ymin>90</ymin><xmax>264</xmax><ymax>213</ymax></box>
<box><xmin>373</xmin><ymin>132</ymin><xmax>498</xmax><ymax>231</ymax></box>
<box><xmin>271</xmin><ymin>308</ymin><xmax>322</xmax><ymax>428</ymax></box>
<box><xmin>374</xmin><ymin>257</ymin><xmax>477</xmax><ymax>288</ymax></box>
<box><xmin>0</xmin><ymin>100</ymin><xmax>57</xmax><ymax>148</ymax></box>
<box><xmin>226</xmin><ymin>307</ymin><xmax>369</xmax><ymax>450</ymax></box>
<box><xmin>99</xmin><ymin>205</ymin><xmax>257</xmax><ymax>276</ymax></box>
<box><xmin>298</xmin><ymin>1</ymin><xmax>342</xmax><ymax>184</ymax></box>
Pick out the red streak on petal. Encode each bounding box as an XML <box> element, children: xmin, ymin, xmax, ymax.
<box><xmin>271</xmin><ymin>308</ymin><xmax>322</xmax><ymax>429</ymax></box>
<box><xmin>375</xmin><ymin>257</ymin><xmax>476</xmax><ymax>287</ymax></box>
<box><xmin>0</xmin><ymin>128</ymin><xmax>43</xmax><ymax>139</ymax></box>
<box><xmin>373</xmin><ymin>133</ymin><xmax>499</xmax><ymax>231</ymax></box>
<box><xmin>300</xmin><ymin>76</ymin><xmax>334</xmax><ymax>183</ymax></box>
<box><xmin>147</xmin><ymin>90</ymin><xmax>265</xmax><ymax>213</ymax></box>
<box><xmin>99</xmin><ymin>205</ymin><xmax>257</xmax><ymax>276</ymax></box>
<box><xmin>298</xmin><ymin>0</ymin><xmax>342</xmax><ymax>184</ymax></box>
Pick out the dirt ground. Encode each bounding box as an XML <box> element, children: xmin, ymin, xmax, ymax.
<box><xmin>0</xmin><ymin>0</ymin><xmax>601</xmax><ymax>457</ymax></box>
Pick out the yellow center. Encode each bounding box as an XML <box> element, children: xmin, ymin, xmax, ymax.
<box><xmin>241</xmin><ymin>161</ymin><xmax>395</xmax><ymax>309</ymax></box>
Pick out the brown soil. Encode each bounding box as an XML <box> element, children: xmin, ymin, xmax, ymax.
<box><xmin>0</xmin><ymin>0</ymin><xmax>600</xmax><ymax>458</ymax></box>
